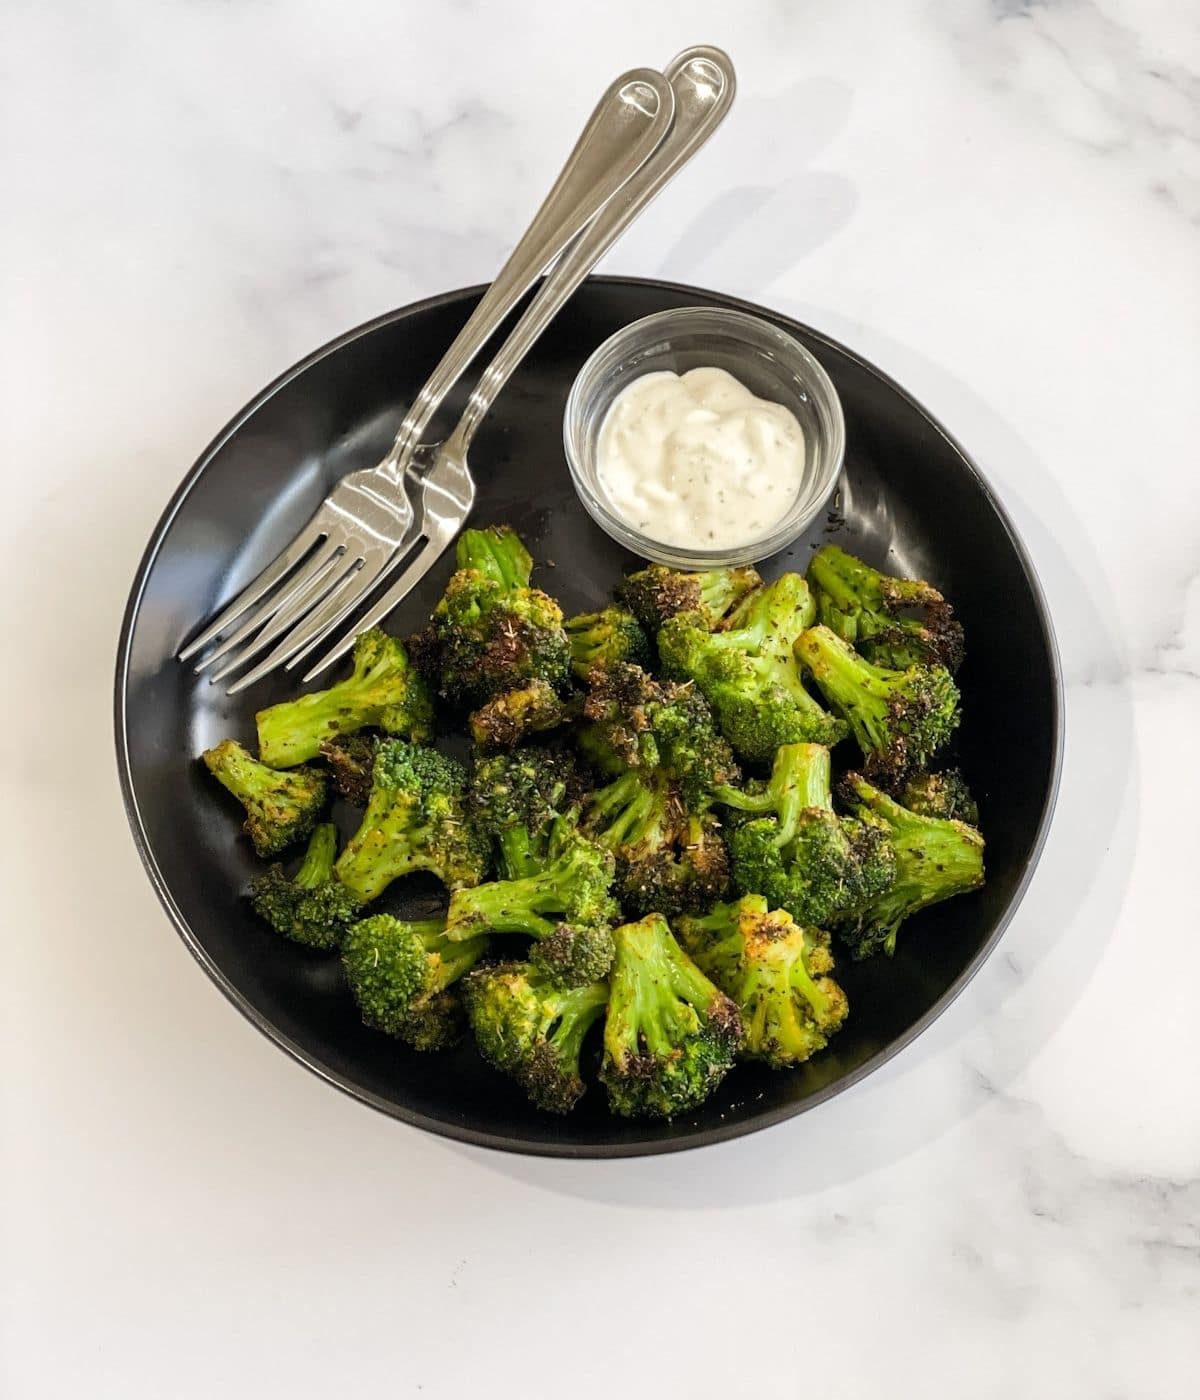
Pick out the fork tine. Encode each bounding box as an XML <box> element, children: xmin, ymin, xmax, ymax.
<box><xmin>177</xmin><ymin>521</ymin><xmax>326</xmax><ymax>662</ymax></box>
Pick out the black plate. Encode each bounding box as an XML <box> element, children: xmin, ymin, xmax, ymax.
<box><xmin>115</xmin><ymin>277</ymin><xmax>1062</xmax><ymax>1157</ymax></box>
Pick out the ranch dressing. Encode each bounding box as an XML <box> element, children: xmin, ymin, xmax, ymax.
<box><xmin>595</xmin><ymin>367</ymin><xmax>806</xmax><ymax>549</ymax></box>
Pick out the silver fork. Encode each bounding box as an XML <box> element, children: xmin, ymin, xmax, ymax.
<box><xmin>178</xmin><ymin>66</ymin><xmax>674</xmax><ymax>675</ymax></box>
<box><xmin>229</xmin><ymin>46</ymin><xmax>736</xmax><ymax>693</ymax></box>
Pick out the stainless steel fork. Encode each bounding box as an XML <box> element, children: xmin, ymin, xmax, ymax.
<box><xmin>178</xmin><ymin>66</ymin><xmax>674</xmax><ymax>675</ymax></box>
<box><xmin>228</xmin><ymin>46</ymin><xmax>736</xmax><ymax>693</ymax></box>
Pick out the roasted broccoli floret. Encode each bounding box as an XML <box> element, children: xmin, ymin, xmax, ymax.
<box><xmin>618</xmin><ymin>563</ymin><xmax>762</xmax><ymax>634</ymax></box>
<box><xmin>467</xmin><ymin>679</ymin><xmax>575</xmax><ymax>751</ymax></box>
<box><xmin>834</xmin><ymin>773</ymin><xmax>985</xmax><ymax>958</ymax></box>
<box><xmin>565</xmin><ymin>607</ymin><xmax>652</xmax><ymax>679</ymax></box>
<box><xmin>659</xmin><ymin>575</ymin><xmax>847</xmax><ymax>764</ymax></box>
<box><xmin>464</xmin><ymin>961</ymin><xmax>609</xmax><ymax>1113</ymax></box>
<box><xmin>600</xmin><ymin>914</ymin><xmax>742</xmax><ymax>1120</ymax></box>
<box><xmin>807</xmin><ymin>544</ymin><xmax>964</xmax><ymax>673</ymax></box>
<box><xmin>341</xmin><ymin>914</ymin><xmax>488</xmax><ymax>1048</ymax></box>
<box><xmin>529</xmin><ymin>922</ymin><xmax>616</xmax><ymax>988</ymax></box>
<box><xmin>202</xmin><ymin>739</ymin><xmax>327</xmax><ymax>857</ymax></box>
<box><xmin>795</xmin><ymin>624</ymin><xmax>961</xmax><ymax>782</ymax></box>
<box><xmin>409</xmin><ymin>526</ymin><xmax>571</xmax><ymax>709</ymax></box>
<box><xmin>586</xmin><ymin>770</ymin><xmax>731</xmax><ymax>917</ymax></box>
<box><xmin>319</xmin><ymin>732</ymin><xmax>379</xmax><ymax>806</ymax></box>
<box><xmin>248</xmin><ymin>822</ymin><xmax>361</xmax><ymax>948</ymax></box>
<box><xmin>895</xmin><ymin>768</ymin><xmax>979</xmax><ymax>826</ymax></box>
<box><xmin>715</xmin><ymin>742</ymin><xmax>895</xmax><ymax>927</ymax></box>
<box><xmin>255</xmin><ymin>628</ymin><xmax>433</xmax><ymax>768</ymax></box>
<box><xmin>334</xmin><ymin>740</ymin><xmax>488</xmax><ymax>902</ymax></box>
<box><xmin>677</xmin><ymin>895</ymin><xmax>848</xmax><ymax>1068</ymax></box>
<box><xmin>468</xmin><ymin>744</ymin><xmax>584</xmax><ymax>879</ymax></box>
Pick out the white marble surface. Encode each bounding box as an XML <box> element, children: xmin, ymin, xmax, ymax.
<box><xmin>4</xmin><ymin>1</ymin><xmax>1199</xmax><ymax>1395</ymax></box>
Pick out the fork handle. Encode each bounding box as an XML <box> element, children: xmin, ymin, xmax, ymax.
<box><xmin>377</xmin><ymin>67</ymin><xmax>673</xmax><ymax>483</ymax></box>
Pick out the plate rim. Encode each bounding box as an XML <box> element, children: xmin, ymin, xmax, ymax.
<box><xmin>114</xmin><ymin>275</ymin><xmax>1065</xmax><ymax>1159</ymax></box>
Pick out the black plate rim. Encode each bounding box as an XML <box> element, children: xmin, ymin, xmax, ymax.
<box><xmin>114</xmin><ymin>275</ymin><xmax>1065</xmax><ymax>1159</ymax></box>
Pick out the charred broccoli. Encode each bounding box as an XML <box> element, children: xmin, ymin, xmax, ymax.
<box><xmin>468</xmin><ymin>744</ymin><xmax>584</xmax><ymax>879</ymax></box>
<box><xmin>600</xmin><ymin>914</ymin><xmax>742</xmax><ymax>1119</ymax></box>
<box><xmin>807</xmin><ymin>544</ymin><xmax>964</xmax><ymax>673</ymax></box>
<box><xmin>895</xmin><ymin>768</ymin><xmax>979</xmax><ymax>826</ymax></box>
<box><xmin>677</xmin><ymin>896</ymin><xmax>848</xmax><ymax>1068</ymax></box>
<box><xmin>467</xmin><ymin>678</ymin><xmax>575</xmax><ymax>751</ymax></box>
<box><xmin>255</xmin><ymin>628</ymin><xmax>433</xmax><ymax>768</ymax></box>
<box><xmin>202</xmin><ymin>739</ymin><xmax>327</xmax><ymax>857</ymax></box>
<box><xmin>618</xmin><ymin>563</ymin><xmax>762</xmax><ymax>634</ymax></box>
<box><xmin>835</xmin><ymin>773</ymin><xmax>985</xmax><ymax>957</ymax></box>
<box><xmin>334</xmin><ymin>739</ymin><xmax>488</xmax><ymax>902</ymax></box>
<box><xmin>659</xmin><ymin>574</ymin><xmax>847</xmax><ymax>763</ymax></box>
<box><xmin>565</xmin><ymin>606</ymin><xmax>652</xmax><ymax>679</ymax></box>
<box><xmin>249</xmin><ymin>822</ymin><xmax>361</xmax><ymax>948</ymax></box>
<box><xmin>319</xmin><ymin>732</ymin><xmax>379</xmax><ymax>806</ymax></box>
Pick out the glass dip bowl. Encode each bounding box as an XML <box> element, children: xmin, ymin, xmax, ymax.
<box><xmin>563</xmin><ymin>306</ymin><xmax>845</xmax><ymax>568</ymax></box>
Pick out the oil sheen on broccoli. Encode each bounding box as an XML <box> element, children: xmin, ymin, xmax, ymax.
<box><xmin>249</xmin><ymin>822</ymin><xmax>361</xmax><ymax>948</ymax></box>
<box><xmin>202</xmin><ymin>739</ymin><xmax>327</xmax><ymax>857</ymax></box>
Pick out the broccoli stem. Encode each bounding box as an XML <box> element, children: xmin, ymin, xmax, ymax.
<box><xmin>716</xmin><ymin>743</ymin><xmax>831</xmax><ymax>836</ymax></box>
<box><xmin>293</xmin><ymin>822</ymin><xmax>338</xmax><ymax>889</ymax></box>
<box><xmin>446</xmin><ymin>865</ymin><xmax>579</xmax><ymax>938</ymax></box>
<box><xmin>795</xmin><ymin>625</ymin><xmax>896</xmax><ymax>749</ymax></box>
<box><xmin>456</xmin><ymin>526</ymin><xmax>532</xmax><ymax>589</ymax></box>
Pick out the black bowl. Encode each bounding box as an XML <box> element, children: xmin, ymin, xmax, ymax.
<box><xmin>115</xmin><ymin>277</ymin><xmax>1062</xmax><ymax>1157</ymax></box>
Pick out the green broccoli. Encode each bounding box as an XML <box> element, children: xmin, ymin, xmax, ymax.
<box><xmin>617</xmin><ymin>563</ymin><xmax>762</xmax><ymax>634</ymax></box>
<box><xmin>464</xmin><ymin>961</ymin><xmax>609</xmax><ymax>1113</ymax></box>
<box><xmin>600</xmin><ymin>914</ymin><xmax>742</xmax><ymax>1120</ymax></box>
<box><xmin>807</xmin><ymin>544</ymin><xmax>964</xmax><ymax>673</ymax></box>
<box><xmin>528</xmin><ymin>923</ymin><xmax>617</xmax><ymax>988</ymax></box>
<box><xmin>676</xmin><ymin>895</ymin><xmax>848</xmax><ymax>1068</ymax></box>
<box><xmin>319</xmin><ymin>732</ymin><xmax>379</xmax><ymax>806</ymax></box>
<box><xmin>895</xmin><ymin>768</ymin><xmax>979</xmax><ymax>826</ymax></box>
<box><xmin>834</xmin><ymin>773</ymin><xmax>985</xmax><ymax>958</ymax></box>
<box><xmin>564</xmin><ymin>606</ymin><xmax>652</xmax><ymax>679</ymax></box>
<box><xmin>334</xmin><ymin>739</ymin><xmax>488</xmax><ymax>902</ymax></box>
<box><xmin>795</xmin><ymin>624</ymin><xmax>961</xmax><ymax>782</ymax></box>
<box><xmin>468</xmin><ymin>745</ymin><xmax>585</xmax><ymax>879</ymax></box>
<box><xmin>409</xmin><ymin>526</ymin><xmax>571</xmax><ymax>708</ymax></box>
<box><xmin>255</xmin><ymin>627</ymin><xmax>433</xmax><ymax>768</ymax></box>
<box><xmin>202</xmin><ymin>739</ymin><xmax>327</xmax><ymax>857</ymax></box>
<box><xmin>715</xmin><ymin>742</ymin><xmax>895</xmax><ymax>927</ymax></box>
<box><xmin>467</xmin><ymin>678</ymin><xmax>575</xmax><ymax>751</ymax></box>
<box><xmin>248</xmin><ymin>822</ymin><xmax>361</xmax><ymax>949</ymax></box>
<box><xmin>341</xmin><ymin>914</ymin><xmax>488</xmax><ymax>1049</ymax></box>
<box><xmin>658</xmin><ymin>574</ymin><xmax>847</xmax><ymax>764</ymax></box>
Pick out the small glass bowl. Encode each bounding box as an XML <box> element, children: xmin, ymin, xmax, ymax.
<box><xmin>563</xmin><ymin>306</ymin><xmax>845</xmax><ymax>568</ymax></box>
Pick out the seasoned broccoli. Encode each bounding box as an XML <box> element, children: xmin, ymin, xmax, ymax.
<box><xmin>529</xmin><ymin>922</ymin><xmax>616</xmax><ymax>988</ymax></box>
<box><xmin>464</xmin><ymin>961</ymin><xmax>609</xmax><ymax>1112</ymax></box>
<box><xmin>319</xmin><ymin>732</ymin><xmax>379</xmax><ymax>806</ymax></box>
<box><xmin>409</xmin><ymin>526</ymin><xmax>571</xmax><ymax>708</ymax></box>
<box><xmin>468</xmin><ymin>744</ymin><xmax>584</xmax><ymax>879</ymax></box>
<box><xmin>715</xmin><ymin>742</ymin><xmax>895</xmax><ymax>927</ymax></box>
<box><xmin>202</xmin><ymin>739</ymin><xmax>327</xmax><ymax>857</ymax></box>
<box><xmin>895</xmin><ymin>768</ymin><xmax>979</xmax><ymax>826</ymax></box>
<box><xmin>249</xmin><ymin>822</ymin><xmax>361</xmax><ymax>949</ymax></box>
<box><xmin>795</xmin><ymin>624</ymin><xmax>961</xmax><ymax>782</ymax></box>
<box><xmin>255</xmin><ymin>628</ymin><xmax>433</xmax><ymax>768</ymax></box>
<box><xmin>565</xmin><ymin>607</ymin><xmax>652</xmax><ymax>679</ymax></box>
<box><xmin>835</xmin><ymin>773</ymin><xmax>985</xmax><ymax>958</ymax></box>
<box><xmin>618</xmin><ymin>563</ymin><xmax>762</xmax><ymax>634</ymax></box>
<box><xmin>807</xmin><ymin>544</ymin><xmax>964</xmax><ymax>673</ymax></box>
<box><xmin>658</xmin><ymin>575</ymin><xmax>847</xmax><ymax>764</ymax></box>
<box><xmin>677</xmin><ymin>895</ymin><xmax>848</xmax><ymax>1068</ymax></box>
<box><xmin>468</xmin><ymin>678</ymin><xmax>575</xmax><ymax>751</ymax></box>
<box><xmin>341</xmin><ymin>914</ymin><xmax>488</xmax><ymax>1048</ymax></box>
<box><xmin>586</xmin><ymin>770</ymin><xmax>731</xmax><ymax>918</ymax></box>
<box><xmin>334</xmin><ymin>739</ymin><xmax>488</xmax><ymax>902</ymax></box>
<box><xmin>600</xmin><ymin>914</ymin><xmax>742</xmax><ymax>1120</ymax></box>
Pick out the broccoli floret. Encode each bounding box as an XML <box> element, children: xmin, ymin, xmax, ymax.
<box><xmin>467</xmin><ymin>679</ymin><xmax>575</xmax><ymax>751</ymax></box>
<box><xmin>464</xmin><ymin>961</ymin><xmax>609</xmax><ymax>1113</ymax></box>
<box><xmin>586</xmin><ymin>770</ymin><xmax>731</xmax><ymax>918</ymax></box>
<box><xmin>659</xmin><ymin>575</ymin><xmax>847</xmax><ymax>764</ymax></box>
<box><xmin>255</xmin><ymin>628</ymin><xmax>433</xmax><ymax>768</ymax></box>
<box><xmin>676</xmin><ymin>895</ymin><xmax>849</xmax><ymax>1068</ymax></box>
<box><xmin>468</xmin><ymin>744</ymin><xmax>584</xmax><ymax>879</ymax></box>
<box><xmin>529</xmin><ymin>922</ymin><xmax>617</xmax><ymax>988</ymax></box>
<box><xmin>618</xmin><ymin>564</ymin><xmax>762</xmax><ymax>634</ymax></box>
<box><xmin>795</xmin><ymin>624</ymin><xmax>961</xmax><ymax>782</ymax></box>
<box><xmin>248</xmin><ymin>822</ymin><xmax>361</xmax><ymax>948</ymax></box>
<box><xmin>409</xmin><ymin>526</ymin><xmax>571</xmax><ymax>709</ymax></box>
<box><xmin>895</xmin><ymin>768</ymin><xmax>979</xmax><ymax>826</ymax></box>
<box><xmin>600</xmin><ymin>914</ymin><xmax>742</xmax><ymax>1120</ymax></box>
<box><xmin>835</xmin><ymin>773</ymin><xmax>985</xmax><ymax>958</ymax></box>
<box><xmin>334</xmin><ymin>740</ymin><xmax>488</xmax><ymax>902</ymax></box>
<box><xmin>715</xmin><ymin>742</ymin><xmax>895</xmax><ymax>927</ymax></box>
<box><xmin>341</xmin><ymin>914</ymin><xmax>488</xmax><ymax>1048</ymax></box>
<box><xmin>202</xmin><ymin>739</ymin><xmax>327</xmax><ymax>857</ymax></box>
<box><xmin>807</xmin><ymin>545</ymin><xmax>964</xmax><ymax>673</ymax></box>
<box><xmin>319</xmin><ymin>732</ymin><xmax>379</xmax><ymax>806</ymax></box>
<box><xmin>564</xmin><ymin>607</ymin><xmax>652</xmax><ymax>679</ymax></box>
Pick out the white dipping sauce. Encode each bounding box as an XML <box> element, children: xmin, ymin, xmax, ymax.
<box><xmin>595</xmin><ymin>366</ymin><xmax>806</xmax><ymax>549</ymax></box>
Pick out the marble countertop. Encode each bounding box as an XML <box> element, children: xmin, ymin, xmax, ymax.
<box><xmin>5</xmin><ymin>2</ymin><xmax>1198</xmax><ymax>1395</ymax></box>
